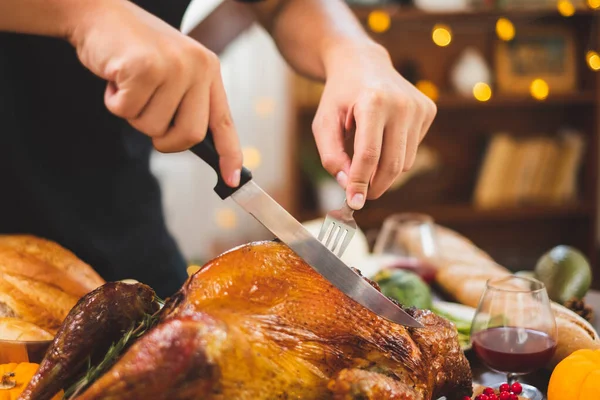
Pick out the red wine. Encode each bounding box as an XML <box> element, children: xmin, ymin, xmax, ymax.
<box><xmin>472</xmin><ymin>327</ymin><xmax>557</xmax><ymax>374</ymax></box>
<box><xmin>385</xmin><ymin>258</ymin><xmax>437</xmax><ymax>284</ymax></box>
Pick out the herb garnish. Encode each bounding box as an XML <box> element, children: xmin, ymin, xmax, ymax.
<box><xmin>63</xmin><ymin>299</ymin><xmax>164</xmax><ymax>399</ymax></box>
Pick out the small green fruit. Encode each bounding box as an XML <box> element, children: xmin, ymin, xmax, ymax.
<box><xmin>534</xmin><ymin>245</ymin><xmax>592</xmax><ymax>304</ymax></box>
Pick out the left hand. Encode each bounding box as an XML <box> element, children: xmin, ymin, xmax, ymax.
<box><xmin>312</xmin><ymin>42</ymin><xmax>437</xmax><ymax>210</ymax></box>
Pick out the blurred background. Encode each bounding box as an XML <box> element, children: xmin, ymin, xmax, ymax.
<box><xmin>153</xmin><ymin>0</ymin><xmax>600</xmax><ymax>284</ymax></box>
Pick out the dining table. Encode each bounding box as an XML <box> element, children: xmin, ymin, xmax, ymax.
<box><xmin>469</xmin><ymin>290</ymin><xmax>600</xmax><ymax>399</ymax></box>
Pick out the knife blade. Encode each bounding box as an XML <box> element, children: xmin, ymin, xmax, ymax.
<box><xmin>190</xmin><ymin>131</ymin><xmax>423</xmax><ymax>328</ymax></box>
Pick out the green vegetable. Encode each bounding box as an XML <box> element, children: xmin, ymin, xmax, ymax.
<box><xmin>535</xmin><ymin>245</ymin><xmax>592</xmax><ymax>304</ymax></box>
<box><xmin>373</xmin><ymin>269</ymin><xmax>432</xmax><ymax>310</ymax></box>
<box><xmin>430</xmin><ymin>301</ymin><xmax>476</xmax><ymax>351</ymax></box>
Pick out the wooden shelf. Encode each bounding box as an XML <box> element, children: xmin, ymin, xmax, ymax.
<box><xmin>361</xmin><ymin>203</ymin><xmax>591</xmax><ymax>227</ymax></box>
<box><xmin>297</xmin><ymin>92</ymin><xmax>595</xmax><ymax>116</ymax></box>
<box><xmin>351</xmin><ymin>5</ymin><xmax>599</xmax><ymax>21</ymax></box>
<box><xmin>435</xmin><ymin>92</ymin><xmax>596</xmax><ymax>109</ymax></box>
<box><xmin>298</xmin><ymin>203</ymin><xmax>591</xmax><ymax>227</ymax></box>
<box><xmin>291</xmin><ymin>6</ymin><xmax>599</xmax><ymax>278</ymax></box>
<box><xmin>342</xmin><ymin>203</ymin><xmax>591</xmax><ymax>229</ymax></box>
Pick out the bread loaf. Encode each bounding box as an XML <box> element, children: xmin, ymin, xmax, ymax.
<box><xmin>0</xmin><ymin>235</ymin><xmax>105</xmax><ymax>297</ymax></box>
<box><xmin>0</xmin><ymin>235</ymin><xmax>106</xmax><ymax>336</ymax></box>
<box><xmin>406</xmin><ymin>225</ymin><xmax>600</xmax><ymax>368</ymax></box>
<box><xmin>0</xmin><ymin>317</ymin><xmax>53</xmax><ymax>341</ymax></box>
<box><xmin>0</xmin><ymin>271</ymin><xmax>79</xmax><ymax>334</ymax></box>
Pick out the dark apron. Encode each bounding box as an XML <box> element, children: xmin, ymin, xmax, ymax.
<box><xmin>0</xmin><ymin>0</ymin><xmax>193</xmax><ymax>298</ymax></box>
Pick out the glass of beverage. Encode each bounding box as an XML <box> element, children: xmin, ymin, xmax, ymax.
<box><xmin>372</xmin><ymin>213</ymin><xmax>439</xmax><ymax>284</ymax></box>
<box><xmin>471</xmin><ymin>276</ymin><xmax>558</xmax><ymax>400</ymax></box>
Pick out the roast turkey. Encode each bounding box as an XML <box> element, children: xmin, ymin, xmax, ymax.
<box><xmin>22</xmin><ymin>241</ymin><xmax>472</xmax><ymax>400</ymax></box>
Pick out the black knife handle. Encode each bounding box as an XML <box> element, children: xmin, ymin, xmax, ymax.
<box><xmin>189</xmin><ymin>130</ymin><xmax>253</xmax><ymax>199</ymax></box>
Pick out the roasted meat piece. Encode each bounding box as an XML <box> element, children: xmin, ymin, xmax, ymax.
<box><xmin>20</xmin><ymin>282</ymin><xmax>161</xmax><ymax>400</ymax></box>
<box><xmin>35</xmin><ymin>241</ymin><xmax>473</xmax><ymax>399</ymax></box>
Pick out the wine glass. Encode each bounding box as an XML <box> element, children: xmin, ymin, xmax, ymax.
<box><xmin>471</xmin><ymin>276</ymin><xmax>558</xmax><ymax>400</ymax></box>
<box><xmin>372</xmin><ymin>213</ymin><xmax>439</xmax><ymax>284</ymax></box>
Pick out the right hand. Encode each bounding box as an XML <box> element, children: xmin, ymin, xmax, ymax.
<box><xmin>68</xmin><ymin>0</ymin><xmax>242</xmax><ymax>186</ymax></box>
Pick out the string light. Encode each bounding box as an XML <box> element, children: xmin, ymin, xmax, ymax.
<box><xmin>473</xmin><ymin>83</ymin><xmax>492</xmax><ymax>102</ymax></box>
<box><xmin>215</xmin><ymin>208</ymin><xmax>237</xmax><ymax>230</ymax></box>
<box><xmin>530</xmin><ymin>79</ymin><xmax>550</xmax><ymax>100</ymax></box>
<box><xmin>254</xmin><ymin>97</ymin><xmax>275</xmax><ymax>118</ymax></box>
<box><xmin>416</xmin><ymin>80</ymin><xmax>439</xmax><ymax>102</ymax></box>
<box><xmin>587</xmin><ymin>0</ymin><xmax>600</xmax><ymax>9</ymax></box>
<box><xmin>587</xmin><ymin>50</ymin><xmax>600</xmax><ymax>71</ymax></box>
<box><xmin>368</xmin><ymin>10</ymin><xmax>391</xmax><ymax>33</ymax></box>
<box><xmin>496</xmin><ymin>18</ymin><xmax>515</xmax><ymax>41</ymax></box>
<box><xmin>242</xmin><ymin>147</ymin><xmax>262</xmax><ymax>169</ymax></box>
<box><xmin>557</xmin><ymin>0</ymin><xmax>576</xmax><ymax>16</ymax></box>
<box><xmin>432</xmin><ymin>24</ymin><xmax>452</xmax><ymax>47</ymax></box>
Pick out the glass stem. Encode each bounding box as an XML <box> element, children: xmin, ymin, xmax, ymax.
<box><xmin>507</xmin><ymin>373</ymin><xmax>518</xmax><ymax>385</ymax></box>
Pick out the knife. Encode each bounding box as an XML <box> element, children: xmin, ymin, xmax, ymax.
<box><xmin>189</xmin><ymin>131</ymin><xmax>423</xmax><ymax>328</ymax></box>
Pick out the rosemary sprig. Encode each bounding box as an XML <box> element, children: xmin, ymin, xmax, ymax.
<box><xmin>63</xmin><ymin>299</ymin><xmax>164</xmax><ymax>399</ymax></box>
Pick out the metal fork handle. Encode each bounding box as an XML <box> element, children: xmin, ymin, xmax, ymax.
<box><xmin>341</xmin><ymin>201</ymin><xmax>355</xmax><ymax>220</ymax></box>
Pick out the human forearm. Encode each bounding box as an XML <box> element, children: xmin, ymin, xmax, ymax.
<box><xmin>0</xmin><ymin>0</ymin><xmax>92</xmax><ymax>39</ymax></box>
<box><xmin>0</xmin><ymin>0</ymin><xmax>244</xmax><ymax>183</ymax></box>
<box><xmin>247</xmin><ymin>0</ymin><xmax>388</xmax><ymax>81</ymax></box>
<box><xmin>246</xmin><ymin>0</ymin><xmax>436</xmax><ymax>211</ymax></box>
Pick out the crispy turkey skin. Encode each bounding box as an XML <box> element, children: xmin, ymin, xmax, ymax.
<box><xmin>44</xmin><ymin>241</ymin><xmax>473</xmax><ymax>399</ymax></box>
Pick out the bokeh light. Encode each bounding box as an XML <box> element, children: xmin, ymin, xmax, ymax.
<box><xmin>416</xmin><ymin>80</ymin><xmax>440</xmax><ymax>102</ymax></box>
<box><xmin>586</xmin><ymin>50</ymin><xmax>600</xmax><ymax>71</ymax></box>
<box><xmin>530</xmin><ymin>79</ymin><xmax>550</xmax><ymax>100</ymax></box>
<box><xmin>587</xmin><ymin>0</ymin><xmax>600</xmax><ymax>9</ymax></box>
<box><xmin>215</xmin><ymin>208</ymin><xmax>237</xmax><ymax>230</ymax></box>
<box><xmin>368</xmin><ymin>10</ymin><xmax>391</xmax><ymax>33</ymax></box>
<box><xmin>254</xmin><ymin>97</ymin><xmax>275</xmax><ymax>118</ymax></box>
<box><xmin>432</xmin><ymin>24</ymin><xmax>452</xmax><ymax>47</ymax></box>
<box><xmin>242</xmin><ymin>147</ymin><xmax>262</xmax><ymax>169</ymax></box>
<box><xmin>473</xmin><ymin>83</ymin><xmax>493</xmax><ymax>102</ymax></box>
<box><xmin>496</xmin><ymin>18</ymin><xmax>516</xmax><ymax>41</ymax></box>
<box><xmin>557</xmin><ymin>0</ymin><xmax>576</xmax><ymax>16</ymax></box>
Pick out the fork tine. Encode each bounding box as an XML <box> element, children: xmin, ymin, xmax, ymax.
<box><xmin>331</xmin><ymin>227</ymin><xmax>346</xmax><ymax>254</ymax></box>
<box><xmin>318</xmin><ymin>219</ymin><xmax>331</xmax><ymax>241</ymax></box>
<box><xmin>325</xmin><ymin>224</ymin><xmax>339</xmax><ymax>247</ymax></box>
<box><xmin>337</xmin><ymin>230</ymin><xmax>354</xmax><ymax>257</ymax></box>
<box><xmin>318</xmin><ymin>200</ymin><xmax>357</xmax><ymax>257</ymax></box>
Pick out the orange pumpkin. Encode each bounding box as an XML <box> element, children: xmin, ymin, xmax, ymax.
<box><xmin>548</xmin><ymin>349</ymin><xmax>600</xmax><ymax>400</ymax></box>
<box><xmin>0</xmin><ymin>363</ymin><xmax>63</xmax><ymax>400</ymax></box>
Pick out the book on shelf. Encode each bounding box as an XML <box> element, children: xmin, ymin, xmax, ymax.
<box><xmin>473</xmin><ymin>130</ymin><xmax>586</xmax><ymax>209</ymax></box>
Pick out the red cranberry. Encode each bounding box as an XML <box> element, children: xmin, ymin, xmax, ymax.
<box><xmin>483</xmin><ymin>388</ymin><xmax>495</xmax><ymax>396</ymax></box>
<box><xmin>479</xmin><ymin>395</ymin><xmax>490</xmax><ymax>400</ymax></box>
<box><xmin>499</xmin><ymin>392</ymin><xmax>511</xmax><ymax>400</ymax></box>
<box><xmin>510</xmin><ymin>382</ymin><xmax>522</xmax><ymax>395</ymax></box>
<box><xmin>488</xmin><ymin>394</ymin><xmax>498</xmax><ymax>400</ymax></box>
<box><xmin>462</xmin><ymin>396</ymin><xmax>472</xmax><ymax>400</ymax></box>
<box><xmin>510</xmin><ymin>395</ymin><xmax>519</xmax><ymax>400</ymax></box>
<box><xmin>499</xmin><ymin>383</ymin><xmax>510</xmax><ymax>393</ymax></box>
